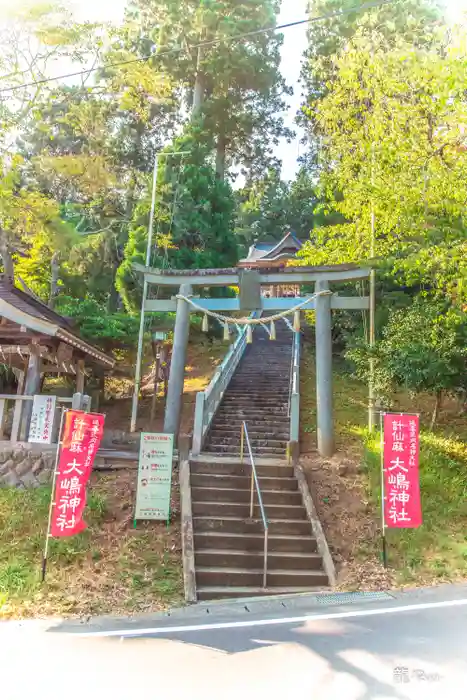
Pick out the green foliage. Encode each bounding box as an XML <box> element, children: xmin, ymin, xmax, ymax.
<box><xmin>0</xmin><ymin>160</ymin><xmax>76</xmax><ymax>297</ymax></box>
<box><xmin>301</xmin><ymin>0</ymin><xmax>442</xmax><ymax>130</ymax></box>
<box><xmin>55</xmin><ymin>296</ymin><xmax>140</xmax><ymax>345</ymax></box>
<box><xmin>347</xmin><ymin>298</ymin><xmax>467</xmax><ymax>404</ymax></box>
<box><xmin>117</xmin><ymin>122</ymin><xmax>238</xmax><ymax>311</ymax></box>
<box><xmin>235</xmin><ymin>166</ymin><xmax>330</xmax><ymax>248</ymax></box>
<box><xmin>125</xmin><ymin>0</ymin><xmax>293</xmax><ymax>180</ymax></box>
<box><xmin>299</xmin><ymin>31</ymin><xmax>467</xmax><ymax>307</ymax></box>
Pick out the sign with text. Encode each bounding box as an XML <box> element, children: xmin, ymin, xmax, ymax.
<box><xmin>135</xmin><ymin>433</ymin><xmax>174</xmax><ymax>521</ymax></box>
<box><xmin>50</xmin><ymin>411</ymin><xmax>105</xmax><ymax>537</ymax></box>
<box><xmin>383</xmin><ymin>413</ymin><xmax>422</xmax><ymax>529</ymax></box>
<box><xmin>28</xmin><ymin>395</ymin><xmax>57</xmax><ymax>444</ymax></box>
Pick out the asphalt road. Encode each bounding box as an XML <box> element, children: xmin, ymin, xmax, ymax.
<box><xmin>2</xmin><ymin>585</ymin><xmax>467</xmax><ymax>700</ymax></box>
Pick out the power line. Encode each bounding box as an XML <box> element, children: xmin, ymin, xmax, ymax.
<box><xmin>0</xmin><ymin>0</ymin><xmax>395</xmax><ymax>95</ymax></box>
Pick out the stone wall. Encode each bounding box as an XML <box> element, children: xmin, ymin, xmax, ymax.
<box><xmin>0</xmin><ymin>445</ymin><xmax>55</xmax><ymax>488</ymax></box>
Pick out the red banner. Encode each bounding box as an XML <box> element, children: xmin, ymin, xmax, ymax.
<box><xmin>383</xmin><ymin>413</ymin><xmax>422</xmax><ymax>529</ymax></box>
<box><xmin>50</xmin><ymin>411</ymin><xmax>105</xmax><ymax>538</ymax></box>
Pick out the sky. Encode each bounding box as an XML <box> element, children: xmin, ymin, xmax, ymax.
<box><xmin>4</xmin><ymin>0</ymin><xmax>467</xmax><ymax>180</ymax></box>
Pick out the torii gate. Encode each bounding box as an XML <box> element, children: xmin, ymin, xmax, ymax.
<box><xmin>131</xmin><ymin>263</ymin><xmax>371</xmax><ymax>458</ymax></box>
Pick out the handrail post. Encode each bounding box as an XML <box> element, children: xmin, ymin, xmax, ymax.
<box><xmin>249</xmin><ymin>467</ymin><xmax>254</xmax><ymax>518</ymax></box>
<box><xmin>192</xmin><ymin>391</ymin><xmax>205</xmax><ymax>456</ymax></box>
<box><xmin>289</xmin><ymin>331</ymin><xmax>301</xmax><ymax>447</ymax></box>
<box><xmin>263</xmin><ymin>528</ymin><xmax>268</xmax><ymax>589</ymax></box>
<box><xmin>243</xmin><ymin>421</ymin><xmax>269</xmax><ymax>590</ymax></box>
<box><xmin>240</xmin><ymin>422</ymin><xmax>245</xmax><ymax>464</ymax></box>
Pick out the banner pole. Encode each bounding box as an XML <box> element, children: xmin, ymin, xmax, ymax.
<box><xmin>41</xmin><ymin>407</ymin><xmax>66</xmax><ymax>583</ymax></box>
<box><xmin>380</xmin><ymin>411</ymin><xmax>388</xmax><ymax>568</ymax></box>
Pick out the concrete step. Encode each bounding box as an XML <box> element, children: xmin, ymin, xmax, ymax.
<box><xmin>196</xmin><ymin>567</ymin><xmax>329</xmax><ymax>588</ymax></box>
<box><xmin>222</xmin><ymin>400</ymin><xmax>289</xmax><ymax>404</ymax></box>
<box><xmin>230</xmin><ymin>370</ymin><xmax>290</xmax><ymax>374</ymax></box>
<box><xmin>190</xmin><ymin>461</ymin><xmax>294</xmax><ymax>478</ymax></box>
<box><xmin>212</xmin><ymin>411</ymin><xmax>288</xmax><ymax>422</ymax></box>
<box><xmin>215</xmin><ymin>407</ymin><xmax>288</xmax><ymax>417</ymax></box>
<box><xmin>195</xmin><ymin>549</ymin><xmax>323</xmax><ymax>570</ymax></box>
<box><xmin>206</xmin><ymin>437</ymin><xmax>288</xmax><ymax>449</ymax></box>
<box><xmin>204</xmin><ymin>445</ymin><xmax>286</xmax><ymax>456</ymax></box>
<box><xmin>193</xmin><ymin>516</ymin><xmax>311</xmax><ymax>536</ymax></box>
<box><xmin>191</xmin><ymin>486</ymin><xmax>302</xmax><ymax>506</ymax></box>
<box><xmin>196</xmin><ymin>586</ymin><xmax>324</xmax><ymax>600</ymax></box>
<box><xmin>222</xmin><ymin>397</ymin><xmax>288</xmax><ymax>405</ymax></box>
<box><xmin>210</xmin><ymin>429</ymin><xmax>290</xmax><ymax>441</ymax></box>
<box><xmin>229</xmin><ymin>378</ymin><xmax>289</xmax><ymax>382</ymax></box>
<box><xmin>222</xmin><ymin>399</ymin><xmax>288</xmax><ymax>407</ymax></box>
<box><xmin>218</xmin><ymin>402</ymin><xmax>288</xmax><ymax>411</ymax></box>
<box><xmin>229</xmin><ymin>378</ymin><xmax>290</xmax><ymax>382</ymax></box>
<box><xmin>194</xmin><ymin>531</ymin><xmax>317</xmax><ymax>553</ymax></box>
<box><xmin>224</xmin><ymin>391</ymin><xmax>289</xmax><ymax>399</ymax></box>
<box><xmin>190</xmin><ymin>474</ymin><xmax>298</xmax><ymax>490</ymax></box>
<box><xmin>192</xmin><ymin>501</ymin><xmax>306</xmax><ymax>519</ymax></box>
<box><xmin>210</xmin><ymin>420</ymin><xmax>289</xmax><ymax>431</ymax></box>
<box><xmin>204</xmin><ymin>443</ymin><xmax>286</xmax><ymax>459</ymax></box>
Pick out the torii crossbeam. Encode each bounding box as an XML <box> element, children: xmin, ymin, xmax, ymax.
<box><xmin>132</xmin><ymin>263</ymin><xmax>371</xmax><ymax>458</ymax></box>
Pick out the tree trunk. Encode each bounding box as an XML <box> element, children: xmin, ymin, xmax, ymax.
<box><xmin>0</xmin><ymin>228</ymin><xmax>14</xmax><ymax>284</ymax></box>
<box><xmin>216</xmin><ymin>134</ymin><xmax>226</xmax><ymax>180</ymax></box>
<box><xmin>49</xmin><ymin>252</ymin><xmax>60</xmax><ymax>308</ymax></box>
<box><xmin>150</xmin><ymin>344</ymin><xmax>162</xmax><ymax>423</ymax></box>
<box><xmin>192</xmin><ymin>47</ymin><xmax>205</xmax><ymax>117</ymax></box>
<box><xmin>430</xmin><ymin>389</ymin><xmax>443</xmax><ymax>431</ymax></box>
<box><xmin>107</xmin><ymin>270</ymin><xmax>120</xmax><ymax>312</ymax></box>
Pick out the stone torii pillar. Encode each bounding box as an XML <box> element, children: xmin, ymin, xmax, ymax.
<box><xmin>315</xmin><ymin>279</ymin><xmax>334</xmax><ymax>457</ymax></box>
<box><xmin>164</xmin><ymin>283</ymin><xmax>192</xmax><ymax>441</ymax></box>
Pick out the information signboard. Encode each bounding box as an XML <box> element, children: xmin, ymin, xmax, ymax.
<box><xmin>28</xmin><ymin>394</ymin><xmax>57</xmax><ymax>444</ymax></box>
<box><xmin>135</xmin><ymin>433</ymin><xmax>174</xmax><ymax>521</ymax></box>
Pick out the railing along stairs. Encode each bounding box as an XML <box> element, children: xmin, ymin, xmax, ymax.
<box><xmin>288</xmin><ymin>329</ymin><xmax>301</xmax><ymax>448</ymax></box>
<box><xmin>241</xmin><ymin>420</ymin><xmax>269</xmax><ymax>588</ymax></box>
<box><xmin>192</xmin><ymin>311</ymin><xmax>259</xmax><ymax>455</ymax></box>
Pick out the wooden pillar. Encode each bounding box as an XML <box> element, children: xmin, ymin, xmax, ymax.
<box><xmin>76</xmin><ymin>358</ymin><xmax>85</xmax><ymax>395</ymax></box>
<box><xmin>11</xmin><ymin>368</ymin><xmax>26</xmax><ymax>443</ymax></box>
<box><xmin>20</xmin><ymin>349</ymin><xmax>41</xmax><ymax>441</ymax></box>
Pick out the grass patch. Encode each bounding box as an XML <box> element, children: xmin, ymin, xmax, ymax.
<box><xmin>0</xmin><ymin>472</ymin><xmax>183</xmax><ymax>619</ymax></box>
<box><xmin>301</xmin><ymin>344</ymin><xmax>467</xmax><ymax>586</ymax></box>
<box><xmin>363</xmin><ymin>428</ymin><xmax>467</xmax><ymax>583</ymax></box>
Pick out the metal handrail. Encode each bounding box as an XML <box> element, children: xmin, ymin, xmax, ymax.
<box><xmin>192</xmin><ymin>310</ymin><xmax>259</xmax><ymax>455</ymax></box>
<box><xmin>289</xmin><ymin>331</ymin><xmax>301</xmax><ymax>445</ymax></box>
<box><xmin>240</xmin><ymin>421</ymin><xmax>269</xmax><ymax>588</ymax></box>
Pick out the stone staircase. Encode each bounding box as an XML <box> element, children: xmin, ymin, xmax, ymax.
<box><xmin>204</xmin><ymin>320</ymin><xmax>292</xmax><ymax>457</ymax></box>
<box><xmin>188</xmin><ymin>318</ymin><xmax>330</xmax><ymax>601</ymax></box>
<box><xmin>191</xmin><ymin>458</ymin><xmax>328</xmax><ymax>600</ymax></box>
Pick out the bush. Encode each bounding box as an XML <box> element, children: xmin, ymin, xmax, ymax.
<box><xmin>347</xmin><ymin>297</ymin><xmax>467</xmax><ymax>421</ymax></box>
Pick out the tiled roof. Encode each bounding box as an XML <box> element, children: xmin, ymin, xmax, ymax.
<box><xmin>0</xmin><ymin>280</ymin><xmax>73</xmax><ymax>327</ymax></box>
<box><xmin>0</xmin><ymin>280</ymin><xmax>114</xmax><ymax>368</ymax></box>
<box><xmin>240</xmin><ymin>232</ymin><xmax>302</xmax><ymax>264</ymax></box>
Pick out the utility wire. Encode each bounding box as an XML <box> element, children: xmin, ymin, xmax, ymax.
<box><xmin>0</xmin><ymin>0</ymin><xmax>395</xmax><ymax>95</ymax></box>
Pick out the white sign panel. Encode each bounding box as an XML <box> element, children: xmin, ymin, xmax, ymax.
<box><xmin>28</xmin><ymin>394</ymin><xmax>57</xmax><ymax>444</ymax></box>
<box><xmin>135</xmin><ymin>433</ymin><xmax>174</xmax><ymax>521</ymax></box>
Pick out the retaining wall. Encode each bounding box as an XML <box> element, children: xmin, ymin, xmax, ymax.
<box><xmin>0</xmin><ymin>444</ymin><xmax>56</xmax><ymax>488</ymax></box>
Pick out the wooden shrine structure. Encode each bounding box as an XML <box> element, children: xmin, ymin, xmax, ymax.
<box><xmin>0</xmin><ymin>279</ymin><xmax>114</xmax><ymax>442</ymax></box>
<box><xmin>238</xmin><ymin>232</ymin><xmax>303</xmax><ymax>298</ymax></box>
